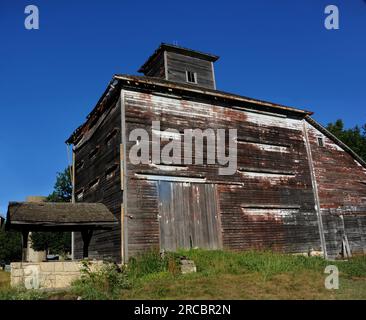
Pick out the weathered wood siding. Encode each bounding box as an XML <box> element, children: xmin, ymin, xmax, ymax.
<box><xmin>72</xmin><ymin>85</ymin><xmax>366</xmax><ymax>261</ymax></box>
<box><xmin>166</xmin><ymin>52</ymin><xmax>215</xmax><ymax>89</ymax></box>
<box><xmin>123</xmin><ymin>89</ymin><xmax>321</xmax><ymax>257</ymax></box>
<box><xmin>73</xmin><ymin>100</ymin><xmax>122</xmax><ymax>261</ymax></box>
<box><xmin>143</xmin><ymin>51</ymin><xmax>166</xmax><ymax>79</ymax></box>
<box><xmin>158</xmin><ymin>182</ymin><xmax>221</xmax><ymax>251</ymax></box>
<box><xmin>306</xmin><ymin>121</ymin><xmax>366</xmax><ymax>257</ymax></box>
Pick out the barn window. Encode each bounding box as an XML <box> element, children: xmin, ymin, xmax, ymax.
<box><xmin>89</xmin><ymin>146</ymin><xmax>100</xmax><ymax>160</ymax></box>
<box><xmin>317</xmin><ymin>137</ymin><xmax>324</xmax><ymax>147</ymax></box>
<box><xmin>186</xmin><ymin>70</ymin><xmax>197</xmax><ymax>84</ymax></box>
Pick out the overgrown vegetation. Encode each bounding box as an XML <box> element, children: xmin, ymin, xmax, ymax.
<box><xmin>1</xmin><ymin>250</ymin><xmax>366</xmax><ymax>300</ymax></box>
<box><xmin>0</xmin><ymin>227</ymin><xmax>21</xmax><ymax>264</ymax></box>
<box><xmin>68</xmin><ymin>249</ymin><xmax>366</xmax><ymax>300</ymax></box>
<box><xmin>178</xmin><ymin>249</ymin><xmax>366</xmax><ymax>278</ymax></box>
<box><xmin>0</xmin><ymin>270</ymin><xmax>47</xmax><ymax>300</ymax></box>
<box><xmin>0</xmin><ymin>270</ymin><xmax>10</xmax><ymax>289</ymax></box>
<box><xmin>71</xmin><ymin>261</ymin><xmax>131</xmax><ymax>300</ymax></box>
<box><xmin>70</xmin><ymin>252</ymin><xmax>180</xmax><ymax>299</ymax></box>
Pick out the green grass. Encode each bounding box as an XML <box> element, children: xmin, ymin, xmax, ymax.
<box><xmin>176</xmin><ymin>249</ymin><xmax>366</xmax><ymax>278</ymax></box>
<box><xmin>1</xmin><ymin>250</ymin><xmax>366</xmax><ymax>300</ymax></box>
<box><xmin>0</xmin><ymin>270</ymin><xmax>10</xmax><ymax>289</ymax></box>
<box><xmin>114</xmin><ymin>249</ymin><xmax>366</xmax><ymax>300</ymax></box>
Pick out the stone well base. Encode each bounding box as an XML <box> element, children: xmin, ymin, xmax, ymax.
<box><xmin>11</xmin><ymin>261</ymin><xmax>104</xmax><ymax>289</ymax></box>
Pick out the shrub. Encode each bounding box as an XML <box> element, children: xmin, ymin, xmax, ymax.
<box><xmin>127</xmin><ymin>249</ymin><xmax>180</xmax><ymax>280</ymax></box>
<box><xmin>71</xmin><ymin>260</ymin><xmax>131</xmax><ymax>300</ymax></box>
<box><xmin>0</xmin><ymin>287</ymin><xmax>46</xmax><ymax>300</ymax></box>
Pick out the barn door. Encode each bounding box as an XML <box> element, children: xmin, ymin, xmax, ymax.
<box><xmin>157</xmin><ymin>181</ymin><xmax>221</xmax><ymax>251</ymax></box>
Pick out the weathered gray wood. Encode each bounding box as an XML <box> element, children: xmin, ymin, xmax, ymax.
<box><xmin>157</xmin><ymin>182</ymin><xmax>221</xmax><ymax>251</ymax></box>
<box><xmin>66</xmin><ymin>60</ymin><xmax>366</xmax><ymax>262</ymax></box>
<box><xmin>73</xmin><ymin>95</ymin><xmax>123</xmax><ymax>261</ymax></box>
<box><xmin>166</xmin><ymin>52</ymin><xmax>216</xmax><ymax>89</ymax></box>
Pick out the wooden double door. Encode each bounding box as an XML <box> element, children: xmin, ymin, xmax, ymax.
<box><xmin>157</xmin><ymin>181</ymin><xmax>222</xmax><ymax>251</ymax></box>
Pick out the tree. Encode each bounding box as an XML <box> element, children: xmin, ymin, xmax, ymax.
<box><xmin>31</xmin><ymin>232</ymin><xmax>71</xmax><ymax>255</ymax></box>
<box><xmin>47</xmin><ymin>167</ymin><xmax>72</xmax><ymax>202</ymax></box>
<box><xmin>30</xmin><ymin>167</ymin><xmax>72</xmax><ymax>256</ymax></box>
<box><xmin>0</xmin><ymin>225</ymin><xmax>22</xmax><ymax>263</ymax></box>
<box><xmin>326</xmin><ymin>119</ymin><xmax>366</xmax><ymax>161</ymax></box>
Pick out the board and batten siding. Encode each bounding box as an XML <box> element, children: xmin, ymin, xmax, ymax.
<box><xmin>143</xmin><ymin>50</ymin><xmax>166</xmax><ymax>79</ymax></box>
<box><xmin>122</xmin><ymin>89</ymin><xmax>322</xmax><ymax>258</ymax></box>
<box><xmin>306</xmin><ymin>121</ymin><xmax>366</xmax><ymax>257</ymax></box>
<box><xmin>73</xmin><ymin>99</ymin><xmax>122</xmax><ymax>261</ymax></box>
<box><xmin>165</xmin><ymin>51</ymin><xmax>216</xmax><ymax>89</ymax></box>
<box><xmin>72</xmin><ymin>85</ymin><xmax>366</xmax><ymax>262</ymax></box>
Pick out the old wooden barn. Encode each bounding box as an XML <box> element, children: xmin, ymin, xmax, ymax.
<box><xmin>66</xmin><ymin>43</ymin><xmax>366</xmax><ymax>262</ymax></box>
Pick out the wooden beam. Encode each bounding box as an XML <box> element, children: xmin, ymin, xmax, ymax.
<box><xmin>81</xmin><ymin>230</ymin><xmax>93</xmax><ymax>259</ymax></box>
<box><xmin>21</xmin><ymin>230</ymin><xmax>29</xmax><ymax>262</ymax></box>
<box><xmin>120</xmin><ymin>143</ymin><xmax>124</xmax><ymax>190</ymax></box>
<box><xmin>303</xmin><ymin>120</ymin><xmax>328</xmax><ymax>259</ymax></box>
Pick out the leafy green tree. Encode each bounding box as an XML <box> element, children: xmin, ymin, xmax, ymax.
<box><xmin>47</xmin><ymin>167</ymin><xmax>72</xmax><ymax>202</ymax></box>
<box><xmin>326</xmin><ymin>119</ymin><xmax>366</xmax><ymax>161</ymax></box>
<box><xmin>31</xmin><ymin>167</ymin><xmax>72</xmax><ymax>256</ymax></box>
<box><xmin>31</xmin><ymin>232</ymin><xmax>71</xmax><ymax>255</ymax></box>
<box><xmin>0</xmin><ymin>226</ymin><xmax>22</xmax><ymax>263</ymax></box>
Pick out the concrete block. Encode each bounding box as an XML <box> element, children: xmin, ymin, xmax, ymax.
<box><xmin>40</xmin><ymin>274</ymin><xmax>56</xmax><ymax>289</ymax></box>
<box><xmin>11</xmin><ymin>268</ymin><xmax>24</xmax><ymax>277</ymax></box>
<box><xmin>10</xmin><ymin>260</ymin><xmax>105</xmax><ymax>289</ymax></box>
<box><xmin>180</xmin><ymin>259</ymin><xmax>197</xmax><ymax>274</ymax></box>
<box><xmin>63</xmin><ymin>262</ymin><xmax>81</xmax><ymax>272</ymax></box>
<box><xmin>11</xmin><ymin>276</ymin><xmax>23</xmax><ymax>287</ymax></box>
<box><xmin>54</xmin><ymin>262</ymin><xmax>64</xmax><ymax>272</ymax></box>
<box><xmin>55</xmin><ymin>274</ymin><xmax>79</xmax><ymax>288</ymax></box>
<box><xmin>11</xmin><ymin>262</ymin><xmax>22</xmax><ymax>269</ymax></box>
<box><xmin>40</xmin><ymin>262</ymin><xmax>55</xmax><ymax>272</ymax></box>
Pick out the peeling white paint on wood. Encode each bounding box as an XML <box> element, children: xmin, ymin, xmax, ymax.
<box><xmin>238</xmin><ymin>141</ymin><xmax>289</xmax><ymax>153</ymax></box>
<box><xmin>150</xmin><ymin>163</ymin><xmax>188</xmax><ymax>171</ymax></box>
<box><xmin>238</xmin><ymin>171</ymin><xmax>295</xmax><ymax>179</ymax></box>
<box><xmin>134</xmin><ymin>173</ymin><xmax>206</xmax><ymax>183</ymax></box>
<box><xmin>152</xmin><ymin>129</ymin><xmax>181</xmax><ymax>140</ymax></box>
<box><xmin>243</xmin><ymin>110</ymin><xmax>303</xmax><ymax>131</ymax></box>
<box><xmin>241</xmin><ymin>208</ymin><xmax>299</xmax><ymax>219</ymax></box>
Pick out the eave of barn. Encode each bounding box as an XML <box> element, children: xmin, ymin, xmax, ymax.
<box><xmin>66</xmin><ymin>74</ymin><xmax>313</xmax><ymax>146</ymax></box>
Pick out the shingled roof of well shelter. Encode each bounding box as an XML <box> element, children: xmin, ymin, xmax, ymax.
<box><xmin>6</xmin><ymin>202</ymin><xmax>118</xmax><ymax>230</ymax></box>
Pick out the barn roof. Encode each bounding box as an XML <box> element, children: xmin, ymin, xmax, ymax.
<box><xmin>6</xmin><ymin>202</ymin><xmax>118</xmax><ymax>231</ymax></box>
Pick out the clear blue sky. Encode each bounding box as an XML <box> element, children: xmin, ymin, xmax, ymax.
<box><xmin>0</xmin><ymin>1</ymin><xmax>365</xmax><ymax>216</ymax></box>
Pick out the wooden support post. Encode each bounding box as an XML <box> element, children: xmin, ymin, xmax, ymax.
<box><xmin>81</xmin><ymin>230</ymin><xmax>93</xmax><ymax>259</ymax></box>
<box><xmin>21</xmin><ymin>230</ymin><xmax>29</xmax><ymax>262</ymax></box>
<box><xmin>120</xmin><ymin>143</ymin><xmax>124</xmax><ymax>190</ymax></box>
